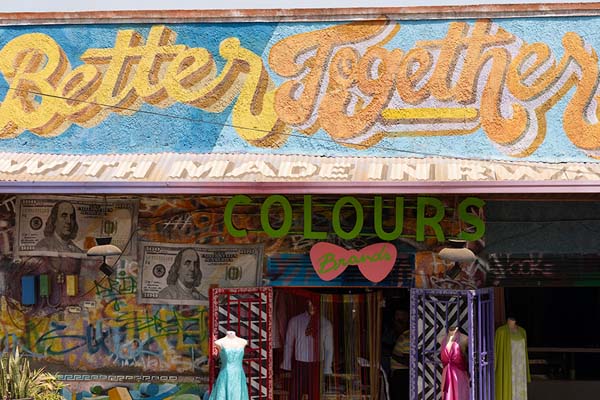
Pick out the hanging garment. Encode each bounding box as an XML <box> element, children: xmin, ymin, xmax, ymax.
<box><xmin>511</xmin><ymin>331</ymin><xmax>528</xmax><ymax>400</ymax></box>
<box><xmin>209</xmin><ymin>347</ymin><xmax>249</xmax><ymax>400</ymax></box>
<box><xmin>441</xmin><ymin>334</ymin><xmax>470</xmax><ymax>400</ymax></box>
<box><xmin>495</xmin><ymin>324</ymin><xmax>530</xmax><ymax>400</ymax></box>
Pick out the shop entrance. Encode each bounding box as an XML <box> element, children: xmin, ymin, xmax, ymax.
<box><xmin>272</xmin><ymin>287</ymin><xmax>385</xmax><ymax>400</ymax></box>
<box><xmin>410</xmin><ymin>288</ymin><xmax>494</xmax><ymax>400</ymax></box>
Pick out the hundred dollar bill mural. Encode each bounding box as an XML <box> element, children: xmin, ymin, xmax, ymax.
<box><xmin>0</xmin><ymin>191</ymin><xmax>489</xmax><ymax>397</ymax></box>
<box><xmin>2</xmin><ymin>18</ymin><xmax>600</xmax><ymax>161</ymax></box>
<box><xmin>0</xmin><ymin>194</ymin><xmax>480</xmax><ymax>374</ymax></box>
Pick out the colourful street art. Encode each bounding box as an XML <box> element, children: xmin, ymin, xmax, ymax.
<box><xmin>0</xmin><ymin>9</ymin><xmax>594</xmax><ymax>398</ymax></box>
<box><xmin>0</xmin><ymin>195</ymin><xmax>220</xmax><ymax>378</ymax></box>
<box><xmin>414</xmin><ymin>251</ymin><xmax>486</xmax><ymax>290</ymax></box>
<box><xmin>0</xmin><ymin>194</ymin><xmax>479</xmax><ymax>374</ymax></box>
<box><xmin>1</xmin><ymin>18</ymin><xmax>600</xmax><ymax>161</ymax></box>
<box><xmin>0</xmin><ymin>290</ymin><xmax>210</xmax><ymax>374</ymax></box>
<box><xmin>59</xmin><ymin>381</ymin><xmax>206</xmax><ymax>400</ymax></box>
<box><xmin>0</xmin><ymin>190</ymin><xmax>485</xmax><ymax>397</ymax></box>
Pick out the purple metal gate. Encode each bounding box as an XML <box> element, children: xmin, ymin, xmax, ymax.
<box><xmin>409</xmin><ymin>288</ymin><xmax>494</xmax><ymax>400</ymax></box>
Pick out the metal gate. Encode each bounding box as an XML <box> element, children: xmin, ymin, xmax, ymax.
<box><xmin>209</xmin><ymin>287</ymin><xmax>273</xmax><ymax>400</ymax></box>
<box><xmin>409</xmin><ymin>288</ymin><xmax>494</xmax><ymax>400</ymax></box>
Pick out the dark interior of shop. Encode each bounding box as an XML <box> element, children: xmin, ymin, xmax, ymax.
<box><xmin>505</xmin><ymin>287</ymin><xmax>600</xmax><ymax>381</ymax></box>
<box><xmin>273</xmin><ymin>287</ymin><xmax>394</xmax><ymax>400</ymax></box>
<box><xmin>274</xmin><ymin>284</ymin><xmax>600</xmax><ymax>399</ymax></box>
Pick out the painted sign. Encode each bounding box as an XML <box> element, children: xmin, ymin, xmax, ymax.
<box><xmin>225</xmin><ymin>195</ymin><xmax>485</xmax><ymax>242</ymax></box>
<box><xmin>1</xmin><ymin>19</ymin><xmax>600</xmax><ymax>162</ymax></box>
<box><xmin>310</xmin><ymin>242</ymin><xmax>397</xmax><ymax>283</ymax></box>
<box><xmin>1</xmin><ymin>153</ymin><xmax>599</xmax><ymax>183</ymax></box>
<box><xmin>267</xmin><ymin>252</ymin><xmax>414</xmax><ymax>287</ymax></box>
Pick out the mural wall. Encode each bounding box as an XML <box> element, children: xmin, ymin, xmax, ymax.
<box><xmin>1</xmin><ymin>12</ymin><xmax>597</xmax><ymax>399</ymax></box>
<box><xmin>1</xmin><ymin>18</ymin><xmax>600</xmax><ymax>161</ymax></box>
<box><xmin>0</xmin><ymin>194</ymin><xmax>484</xmax><ymax>399</ymax></box>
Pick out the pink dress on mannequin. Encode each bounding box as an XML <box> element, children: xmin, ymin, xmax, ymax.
<box><xmin>441</xmin><ymin>332</ymin><xmax>470</xmax><ymax>400</ymax></box>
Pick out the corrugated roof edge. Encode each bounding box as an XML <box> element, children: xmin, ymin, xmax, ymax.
<box><xmin>1</xmin><ymin>3</ymin><xmax>600</xmax><ymax>25</ymax></box>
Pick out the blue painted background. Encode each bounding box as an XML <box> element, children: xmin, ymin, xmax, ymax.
<box><xmin>0</xmin><ymin>18</ymin><xmax>598</xmax><ymax>162</ymax></box>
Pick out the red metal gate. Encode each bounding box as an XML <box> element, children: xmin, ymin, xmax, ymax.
<box><xmin>209</xmin><ymin>287</ymin><xmax>272</xmax><ymax>400</ymax></box>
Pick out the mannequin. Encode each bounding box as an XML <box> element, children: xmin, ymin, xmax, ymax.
<box><xmin>495</xmin><ymin>318</ymin><xmax>530</xmax><ymax>400</ymax></box>
<box><xmin>209</xmin><ymin>331</ymin><xmax>249</xmax><ymax>400</ymax></box>
<box><xmin>438</xmin><ymin>326</ymin><xmax>469</xmax><ymax>400</ymax></box>
<box><xmin>282</xmin><ymin>298</ymin><xmax>333</xmax><ymax>400</ymax></box>
<box><xmin>215</xmin><ymin>331</ymin><xmax>248</xmax><ymax>350</ymax></box>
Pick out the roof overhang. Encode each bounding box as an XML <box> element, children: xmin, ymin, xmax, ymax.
<box><xmin>1</xmin><ymin>152</ymin><xmax>600</xmax><ymax>194</ymax></box>
<box><xmin>4</xmin><ymin>3</ymin><xmax>600</xmax><ymax>25</ymax></box>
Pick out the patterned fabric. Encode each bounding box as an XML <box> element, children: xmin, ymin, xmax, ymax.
<box><xmin>305</xmin><ymin>313</ymin><xmax>318</xmax><ymax>337</ymax></box>
<box><xmin>511</xmin><ymin>332</ymin><xmax>528</xmax><ymax>400</ymax></box>
<box><xmin>209</xmin><ymin>348</ymin><xmax>249</xmax><ymax>400</ymax></box>
<box><xmin>440</xmin><ymin>333</ymin><xmax>470</xmax><ymax>400</ymax></box>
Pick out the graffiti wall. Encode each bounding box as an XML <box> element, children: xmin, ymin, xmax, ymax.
<box><xmin>59</xmin><ymin>381</ymin><xmax>206</xmax><ymax>400</ymax></box>
<box><xmin>0</xmin><ymin>18</ymin><xmax>600</xmax><ymax>162</ymax></box>
<box><xmin>0</xmin><ymin>194</ymin><xmax>483</xmax><ymax>380</ymax></box>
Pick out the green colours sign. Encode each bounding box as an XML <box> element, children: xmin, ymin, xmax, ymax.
<box><xmin>224</xmin><ymin>195</ymin><xmax>485</xmax><ymax>242</ymax></box>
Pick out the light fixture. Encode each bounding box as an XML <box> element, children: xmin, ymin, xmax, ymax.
<box><xmin>87</xmin><ymin>237</ymin><xmax>121</xmax><ymax>276</ymax></box>
<box><xmin>438</xmin><ymin>239</ymin><xmax>476</xmax><ymax>263</ymax></box>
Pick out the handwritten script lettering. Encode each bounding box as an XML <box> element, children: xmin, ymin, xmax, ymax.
<box><xmin>310</xmin><ymin>242</ymin><xmax>397</xmax><ymax>283</ymax></box>
<box><xmin>0</xmin><ymin>20</ymin><xmax>600</xmax><ymax>157</ymax></box>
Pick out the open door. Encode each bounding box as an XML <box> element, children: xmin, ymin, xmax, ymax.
<box><xmin>209</xmin><ymin>287</ymin><xmax>273</xmax><ymax>400</ymax></box>
<box><xmin>409</xmin><ymin>288</ymin><xmax>494</xmax><ymax>400</ymax></box>
<box><xmin>472</xmin><ymin>288</ymin><xmax>494</xmax><ymax>400</ymax></box>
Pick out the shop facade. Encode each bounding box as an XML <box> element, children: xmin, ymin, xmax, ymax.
<box><xmin>0</xmin><ymin>4</ymin><xmax>600</xmax><ymax>400</ymax></box>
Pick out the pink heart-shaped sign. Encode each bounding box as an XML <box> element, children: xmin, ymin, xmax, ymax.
<box><xmin>310</xmin><ymin>242</ymin><xmax>350</xmax><ymax>281</ymax></box>
<box><xmin>310</xmin><ymin>242</ymin><xmax>397</xmax><ymax>283</ymax></box>
<box><xmin>357</xmin><ymin>243</ymin><xmax>397</xmax><ymax>283</ymax></box>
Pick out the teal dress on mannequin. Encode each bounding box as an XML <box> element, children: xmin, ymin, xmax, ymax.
<box><xmin>209</xmin><ymin>347</ymin><xmax>249</xmax><ymax>400</ymax></box>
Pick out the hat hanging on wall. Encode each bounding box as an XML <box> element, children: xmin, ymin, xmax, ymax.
<box><xmin>87</xmin><ymin>237</ymin><xmax>121</xmax><ymax>276</ymax></box>
<box><xmin>438</xmin><ymin>239</ymin><xmax>476</xmax><ymax>263</ymax></box>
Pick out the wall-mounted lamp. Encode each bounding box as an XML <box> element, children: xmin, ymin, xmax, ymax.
<box><xmin>87</xmin><ymin>237</ymin><xmax>121</xmax><ymax>276</ymax></box>
<box><xmin>438</xmin><ymin>239</ymin><xmax>476</xmax><ymax>263</ymax></box>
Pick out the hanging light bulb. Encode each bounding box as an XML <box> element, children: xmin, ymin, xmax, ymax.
<box><xmin>86</xmin><ymin>196</ymin><xmax>122</xmax><ymax>276</ymax></box>
<box><xmin>87</xmin><ymin>237</ymin><xmax>121</xmax><ymax>276</ymax></box>
<box><xmin>439</xmin><ymin>198</ymin><xmax>478</xmax><ymax>264</ymax></box>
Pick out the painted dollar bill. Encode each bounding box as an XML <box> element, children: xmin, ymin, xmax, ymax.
<box><xmin>139</xmin><ymin>242</ymin><xmax>263</xmax><ymax>305</ymax></box>
<box><xmin>16</xmin><ymin>196</ymin><xmax>138</xmax><ymax>258</ymax></box>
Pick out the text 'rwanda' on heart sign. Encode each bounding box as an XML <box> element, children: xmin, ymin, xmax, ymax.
<box><xmin>310</xmin><ymin>242</ymin><xmax>398</xmax><ymax>283</ymax></box>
